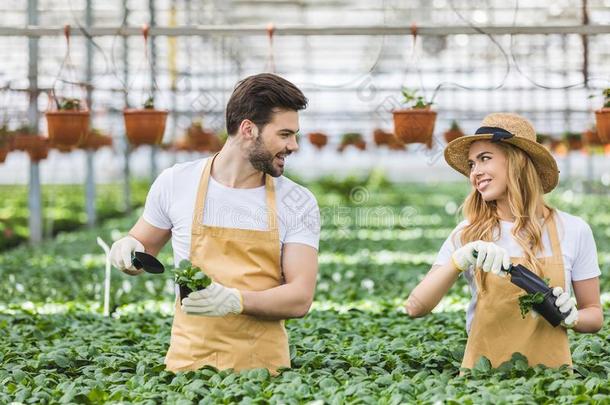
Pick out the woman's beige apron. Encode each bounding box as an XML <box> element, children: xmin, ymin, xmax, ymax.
<box><xmin>461</xmin><ymin>214</ymin><xmax>572</xmax><ymax>369</ymax></box>
<box><xmin>164</xmin><ymin>154</ymin><xmax>290</xmax><ymax>374</ymax></box>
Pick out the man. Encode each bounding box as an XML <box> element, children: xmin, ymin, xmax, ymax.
<box><xmin>109</xmin><ymin>73</ymin><xmax>320</xmax><ymax>374</ymax></box>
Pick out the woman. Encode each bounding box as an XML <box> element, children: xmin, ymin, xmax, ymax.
<box><xmin>406</xmin><ymin>113</ymin><xmax>603</xmax><ymax>369</ymax></box>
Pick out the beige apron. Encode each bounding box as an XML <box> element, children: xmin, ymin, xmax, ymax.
<box><xmin>164</xmin><ymin>154</ymin><xmax>290</xmax><ymax>374</ymax></box>
<box><xmin>461</xmin><ymin>213</ymin><xmax>572</xmax><ymax>369</ymax></box>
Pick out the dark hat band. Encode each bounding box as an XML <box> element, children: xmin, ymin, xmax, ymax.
<box><xmin>475</xmin><ymin>126</ymin><xmax>515</xmax><ymax>142</ymax></box>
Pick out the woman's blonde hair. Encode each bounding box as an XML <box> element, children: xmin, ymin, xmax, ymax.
<box><xmin>458</xmin><ymin>142</ymin><xmax>553</xmax><ymax>288</ymax></box>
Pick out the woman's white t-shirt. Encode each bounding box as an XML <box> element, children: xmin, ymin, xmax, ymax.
<box><xmin>434</xmin><ymin>210</ymin><xmax>601</xmax><ymax>333</ymax></box>
<box><xmin>142</xmin><ymin>158</ymin><xmax>321</xmax><ymax>267</ymax></box>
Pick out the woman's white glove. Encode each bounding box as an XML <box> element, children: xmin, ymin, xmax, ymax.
<box><xmin>181</xmin><ymin>282</ymin><xmax>243</xmax><ymax>317</ymax></box>
<box><xmin>552</xmin><ymin>287</ymin><xmax>578</xmax><ymax>329</ymax></box>
<box><xmin>451</xmin><ymin>240</ymin><xmax>511</xmax><ymax>276</ymax></box>
<box><xmin>109</xmin><ymin>235</ymin><xmax>145</xmax><ymax>276</ymax></box>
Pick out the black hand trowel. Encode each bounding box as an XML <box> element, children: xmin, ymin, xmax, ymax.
<box><xmin>131</xmin><ymin>251</ymin><xmax>165</xmax><ymax>274</ymax></box>
<box><xmin>502</xmin><ymin>263</ymin><xmax>567</xmax><ymax>327</ymax></box>
<box><xmin>473</xmin><ymin>251</ymin><xmax>567</xmax><ymax>327</ymax></box>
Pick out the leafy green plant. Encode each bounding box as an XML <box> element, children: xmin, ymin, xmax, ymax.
<box><xmin>143</xmin><ymin>96</ymin><xmax>155</xmax><ymax>109</ymax></box>
<box><xmin>57</xmin><ymin>97</ymin><xmax>82</xmax><ymax>111</ymax></box>
<box><xmin>400</xmin><ymin>88</ymin><xmax>433</xmax><ymax>109</ymax></box>
<box><xmin>449</xmin><ymin>120</ymin><xmax>461</xmax><ymax>131</ymax></box>
<box><xmin>518</xmin><ymin>292</ymin><xmax>545</xmax><ymax>318</ymax></box>
<box><xmin>341</xmin><ymin>132</ymin><xmax>363</xmax><ymax>144</ymax></box>
<box><xmin>172</xmin><ymin>260</ymin><xmax>211</xmax><ymax>292</ymax></box>
<box><xmin>603</xmin><ymin>88</ymin><xmax>610</xmax><ymax>108</ymax></box>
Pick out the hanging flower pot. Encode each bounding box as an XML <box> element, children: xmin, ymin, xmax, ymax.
<box><xmin>28</xmin><ymin>139</ymin><xmax>50</xmax><ymax>162</ymax></box>
<box><xmin>373</xmin><ymin>129</ymin><xmax>394</xmax><ymax>147</ymax></box>
<box><xmin>563</xmin><ymin>132</ymin><xmax>583</xmax><ymax>151</ymax></box>
<box><xmin>79</xmin><ymin>129</ymin><xmax>113</xmax><ymax>151</ymax></box>
<box><xmin>594</xmin><ymin>88</ymin><xmax>610</xmax><ymax>144</ymax></box>
<box><xmin>583</xmin><ymin>128</ymin><xmax>603</xmax><ymax>146</ymax></box>
<box><xmin>45</xmin><ymin>26</ymin><xmax>90</xmax><ymax>149</ymax></box>
<box><xmin>444</xmin><ymin>120</ymin><xmax>464</xmax><ymax>144</ymax></box>
<box><xmin>308</xmin><ymin>132</ymin><xmax>328</xmax><ymax>150</ymax></box>
<box><xmin>12</xmin><ymin>131</ymin><xmax>48</xmax><ymax>162</ymax></box>
<box><xmin>46</xmin><ymin>97</ymin><xmax>90</xmax><ymax>148</ymax></box>
<box><xmin>388</xmin><ymin>137</ymin><xmax>406</xmax><ymax>151</ymax></box>
<box><xmin>0</xmin><ymin>127</ymin><xmax>13</xmax><ymax>163</ymax></box>
<box><xmin>393</xmin><ymin>88</ymin><xmax>436</xmax><ymax>148</ymax></box>
<box><xmin>338</xmin><ymin>132</ymin><xmax>366</xmax><ymax>152</ymax></box>
<box><xmin>186</xmin><ymin>121</ymin><xmax>209</xmax><ymax>149</ymax></box>
<box><xmin>124</xmin><ymin>97</ymin><xmax>168</xmax><ymax>147</ymax></box>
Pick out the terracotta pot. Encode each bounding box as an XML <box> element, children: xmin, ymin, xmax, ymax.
<box><xmin>444</xmin><ymin>128</ymin><xmax>464</xmax><ymax>144</ymax></box>
<box><xmin>45</xmin><ymin>110</ymin><xmax>90</xmax><ymax>147</ymax></box>
<box><xmin>387</xmin><ymin>137</ymin><xmax>406</xmax><ymax>151</ymax></box>
<box><xmin>566</xmin><ymin>138</ymin><xmax>583</xmax><ymax>151</ymax></box>
<box><xmin>80</xmin><ymin>131</ymin><xmax>113</xmax><ymax>150</ymax></box>
<box><xmin>373</xmin><ymin>129</ymin><xmax>394</xmax><ymax>146</ymax></box>
<box><xmin>17</xmin><ymin>136</ymin><xmax>49</xmax><ymax>161</ymax></box>
<box><xmin>124</xmin><ymin>109</ymin><xmax>168</xmax><ymax>146</ymax></box>
<box><xmin>393</xmin><ymin>108</ymin><xmax>437</xmax><ymax>148</ymax></box>
<box><xmin>354</xmin><ymin>140</ymin><xmax>367</xmax><ymax>151</ymax></box>
<box><xmin>50</xmin><ymin>141</ymin><xmax>75</xmax><ymax>153</ymax></box>
<box><xmin>583</xmin><ymin>129</ymin><xmax>603</xmax><ymax>146</ymax></box>
<box><xmin>12</xmin><ymin>134</ymin><xmax>44</xmax><ymax>151</ymax></box>
<box><xmin>594</xmin><ymin>108</ymin><xmax>610</xmax><ymax>144</ymax></box>
<box><xmin>308</xmin><ymin>132</ymin><xmax>328</xmax><ymax>149</ymax></box>
<box><xmin>0</xmin><ymin>146</ymin><xmax>8</xmax><ymax>163</ymax></box>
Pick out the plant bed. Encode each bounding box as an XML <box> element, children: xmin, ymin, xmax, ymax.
<box><xmin>45</xmin><ymin>97</ymin><xmax>90</xmax><ymax>148</ymax></box>
<box><xmin>392</xmin><ymin>88</ymin><xmax>436</xmax><ymax>148</ymax></box>
<box><xmin>444</xmin><ymin>120</ymin><xmax>464</xmax><ymax>144</ymax></box>
<box><xmin>172</xmin><ymin>260</ymin><xmax>212</xmax><ymax>304</ymax></box>
<box><xmin>594</xmin><ymin>88</ymin><xmax>610</xmax><ymax>143</ymax></box>
<box><xmin>124</xmin><ymin>97</ymin><xmax>168</xmax><ymax>147</ymax></box>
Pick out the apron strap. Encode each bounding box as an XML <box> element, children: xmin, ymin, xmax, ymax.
<box><xmin>546</xmin><ymin>211</ymin><xmax>564</xmax><ymax>267</ymax></box>
<box><xmin>191</xmin><ymin>153</ymin><xmax>217</xmax><ymax>234</ymax></box>
<box><xmin>265</xmin><ymin>174</ymin><xmax>278</xmax><ymax>231</ymax></box>
<box><xmin>191</xmin><ymin>153</ymin><xmax>279</xmax><ymax>232</ymax></box>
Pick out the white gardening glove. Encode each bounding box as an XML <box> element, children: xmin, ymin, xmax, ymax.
<box><xmin>552</xmin><ymin>287</ymin><xmax>578</xmax><ymax>329</ymax></box>
<box><xmin>181</xmin><ymin>282</ymin><xmax>243</xmax><ymax>317</ymax></box>
<box><xmin>109</xmin><ymin>235</ymin><xmax>145</xmax><ymax>276</ymax></box>
<box><xmin>451</xmin><ymin>240</ymin><xmax>510</xmax><ymax>276</ymax></box>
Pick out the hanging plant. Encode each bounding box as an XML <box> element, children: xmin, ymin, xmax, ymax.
<box><xmin>337</xmin><ymin>132</ymin><xmax>366</xmax><ymax>152</ymax></box>
<box><xmin>124</xmin><ymin>96</ymin><xmax>168</xmax><ymax>147</ymax></box>
<box><xmin>0</xmin><ymin>125</ymin><xmax>12</xmax><ymax>164</ymax></box>
<box><xmin>392</xmin><ymin>87</ymin><xmax>436</xmax><ymax>148</ymax></box>
<box><xmin>443</xmin><ymin>120</ymin><xmax>464</xmax><ymax>144</ymax></box>
<box><xmin>308</xmin><ymin>132</ymin><xmax>328</xmax><ymax>150</ymax></box>
<box><xmin>79</xmin><ymin>128</ymin><xmax>113</xmax><ymax>151</ymax></box>
<box><xmin>594</xmin><ymin>88</ymin><xmax>610</xmax><ymax>143</ymax></box>
<box><xmin>372</xmin><ymin>129</ymin><xmax>394</xmax><ymax>147</ymax></box>
<box><xmin>45</xmin><ymin>25</ymin><xmax>90</xmax><ymax>149</ymax></box>
<box><xmin>123</xmin><ymin>25</ymin><xmax>168</xmax><ymax>147</ymax></box>
<box><xmin>563</xmin><ymin>131</ymin><xmax>583</xmax><ymax>151</ymax></box>
<box><xmin>11</xmin><ymin>125</ymin><xmax>48</xmax><ymax>161</ymax></box>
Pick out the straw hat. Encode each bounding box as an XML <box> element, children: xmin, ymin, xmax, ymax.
<box><xmin>444</xmin><ymin>113</ymin><xmax>559</xmax><ymax>193</ymax></box>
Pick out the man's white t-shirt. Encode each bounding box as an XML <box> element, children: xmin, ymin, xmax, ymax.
<box><xmin>142</xmin><ymin>158</ymin><xmax>321</xmax><ymax>267</ymax></box>
<box><xmin>434</xmin><ymin>210</ymin><xmax>601</xmax><ymax>333</ymax></box>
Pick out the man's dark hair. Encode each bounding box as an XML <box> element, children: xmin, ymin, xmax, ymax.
<box><xmin>225</xmin><ymin>73</ymin><xmax>308</xmax><ymax>135</ymax></box>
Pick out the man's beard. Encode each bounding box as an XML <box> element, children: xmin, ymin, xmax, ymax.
<box><xmin>248</xmin><ymin>135</ymin><xmax>288</xmax><ymax>177</ymax></box>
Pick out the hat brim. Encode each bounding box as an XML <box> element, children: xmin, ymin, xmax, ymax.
<box><xmin>444</xmin><ymin>134</ymin><xmax>559</xmax><ymax>193</ymax></box>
